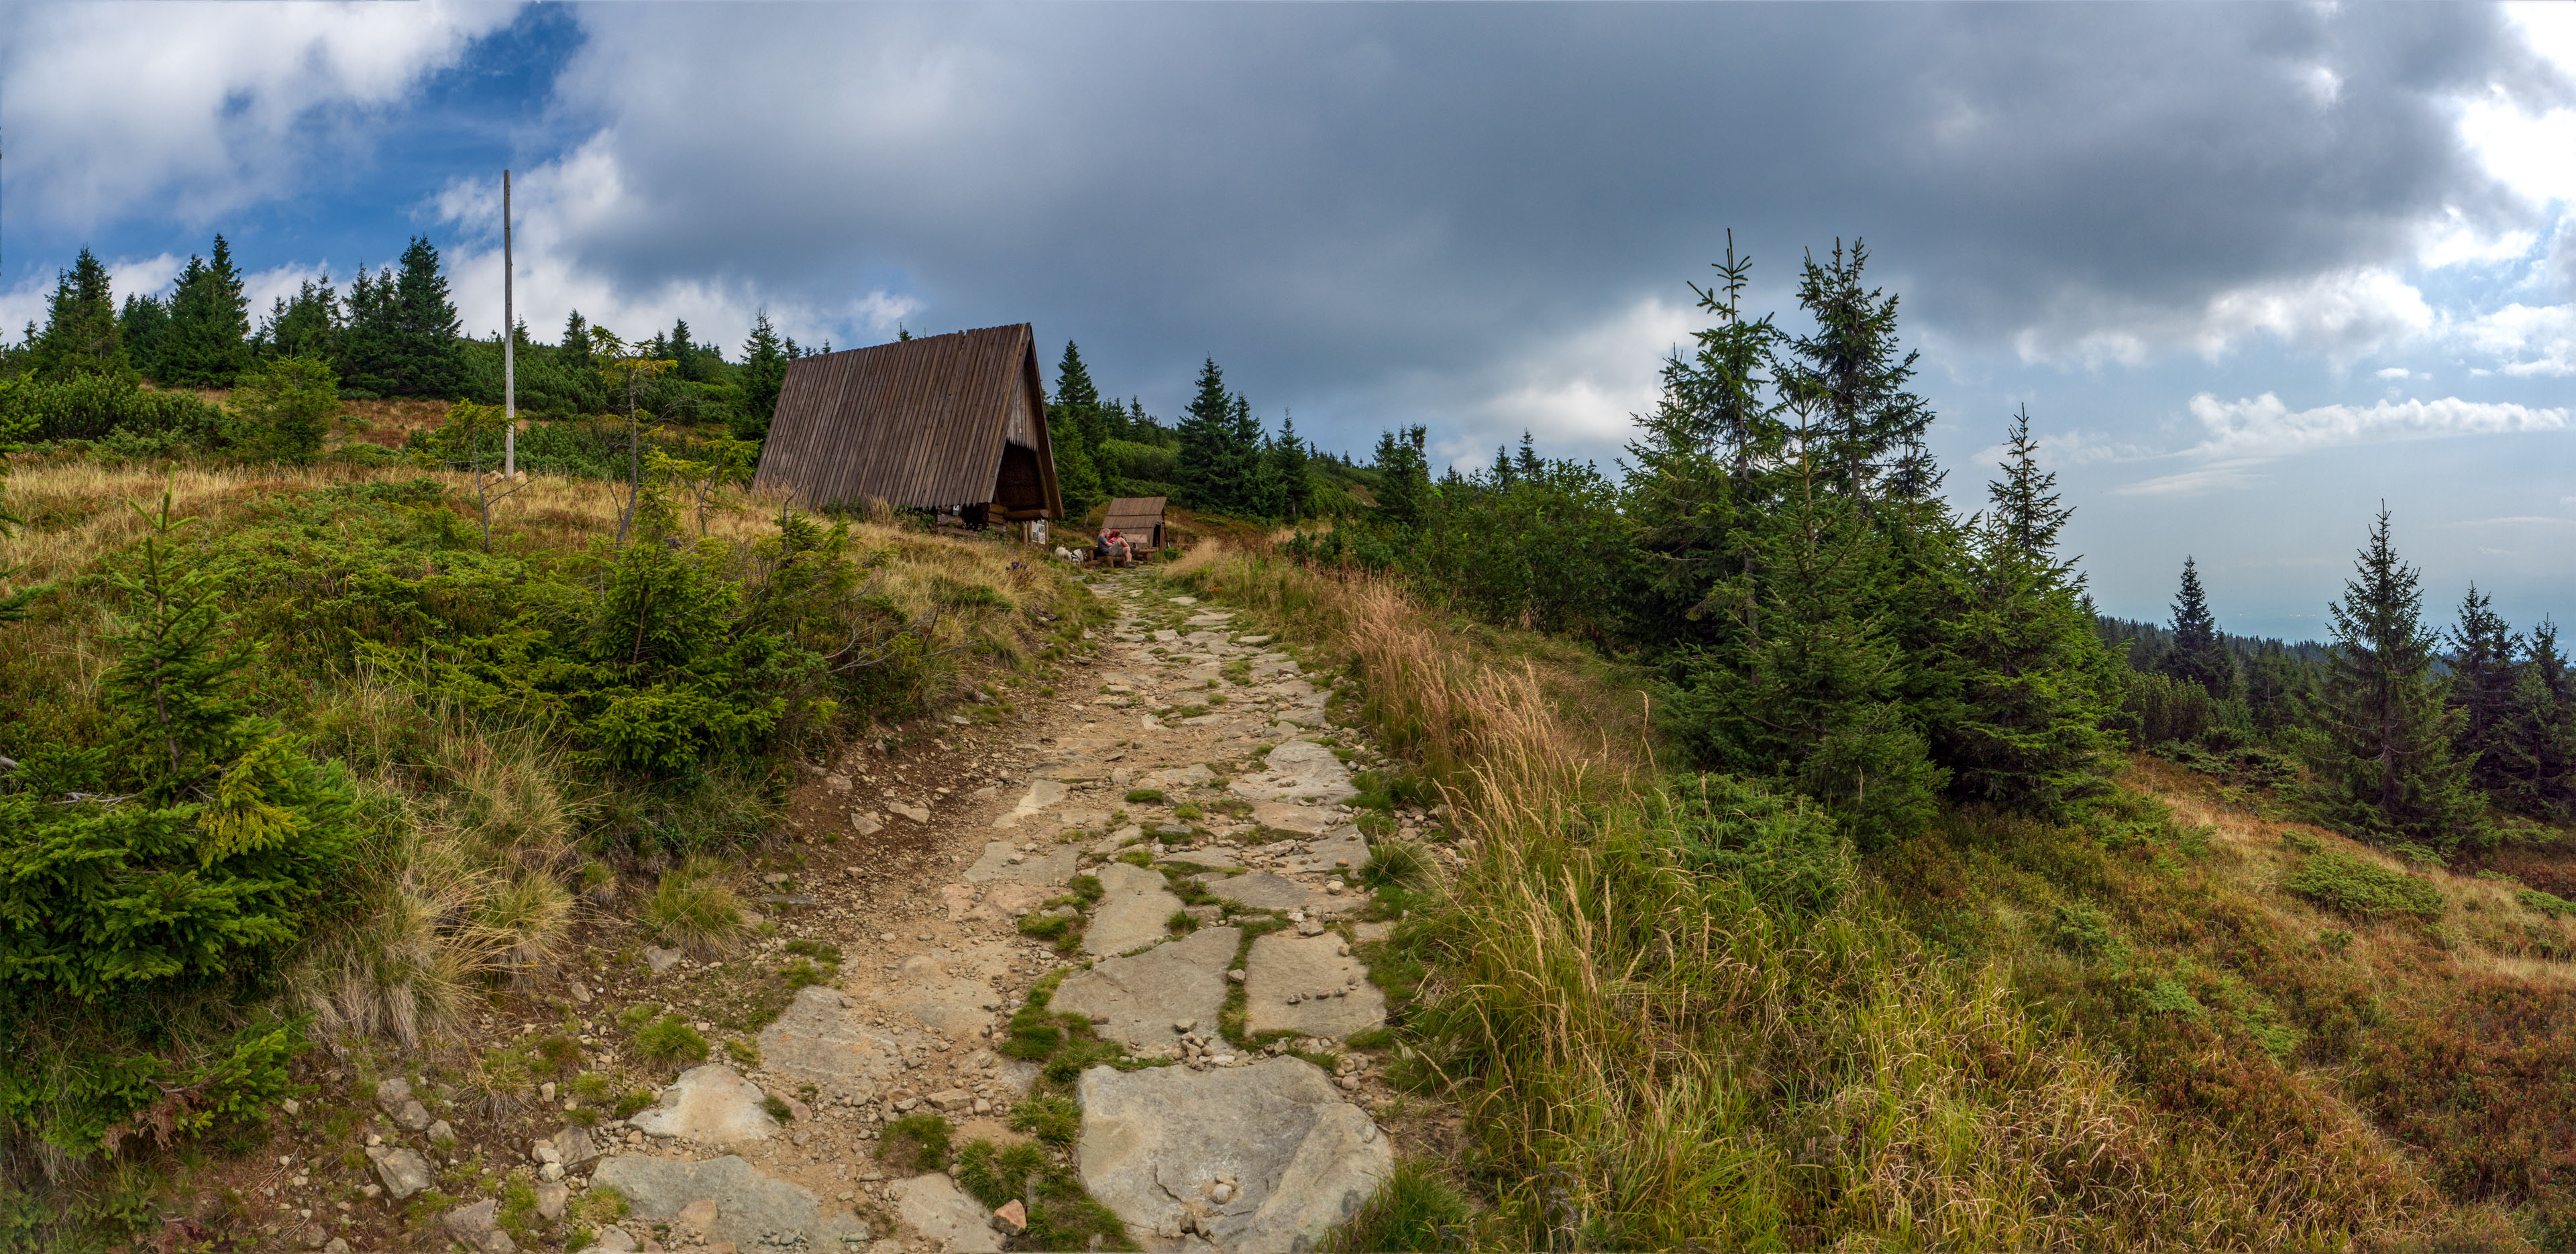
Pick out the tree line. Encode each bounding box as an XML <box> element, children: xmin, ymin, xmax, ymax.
<box><xmin>1286</xmin><ymin>235</ymin><xmax>2572</xmax><ymax>858</ymax></box>
<box><xmin>1</xmin><ymin>235</ymin><xmax>812</xmax><ymax>445</ymax></box>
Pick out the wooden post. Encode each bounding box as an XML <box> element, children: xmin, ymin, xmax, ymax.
<box><xmin>502</xmin><ymin>169</ymin><xmax>515</xmax><ymax>477</ymax></box>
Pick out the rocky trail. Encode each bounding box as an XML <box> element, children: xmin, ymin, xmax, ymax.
<box><xmin>406</xmin><ymin>569</ymin><xmax>1434</xmax><ymax>1254</ymax></box>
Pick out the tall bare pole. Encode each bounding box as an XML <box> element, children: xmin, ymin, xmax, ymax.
<box><xmin>503</xmin><ymin>169</ymin><xmax>516</xmax><ymax>477</ymax></box>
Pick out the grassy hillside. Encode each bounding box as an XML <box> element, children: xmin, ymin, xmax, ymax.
<box><xmin>1175</xmin><ymin>546</ymin><xmax>2567</xmax><ymax>1251</ymax></box>
<box><xmin>0</xmin><ymin>452</ymin><xmax>1100</xmax><ymax>1248</ymax></box>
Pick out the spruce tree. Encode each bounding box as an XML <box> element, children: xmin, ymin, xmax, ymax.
<box><xmin>1174</xmin><ymin>359</ymin><xmax>1237</xmax><ymax>512</ymax></box>
<box><xmin>159</xmin><ymin>235</ymin><xmax>252</xmax><ymax>387</ymax></box>
<box><xmin>2499</xmin><ymin>619</ymin><xmax>2576</xmax><ymax>819</ymax></box>
<box><xmin>375</xmin><ymin>237</ymin><xmax>466</xmax><ymax>398</ymax></box>
<box><xmin>30</xmin><ymin>249</ymin><xmax>131</xmax><ymax>382</ymax></box>
<box><xmin>668</xmin><ymin>319</ymin><xmax>703</xmax><ymax>382</ymax></box>
<box><xmin>1625</xmin><ymin>238</ymin><xmax>1780</xmax><ymax>652</ymax></box>
<box><xmin>2304</xmin><ymin>507</ymin><xmax>2484</xmax><ymax>852</ymax></box>
<box><xmin>256</xmin><ymin>278</ymin><xmax>341</xmax><ymax>362</ymax></box>
<box><xmin>1046</xmin><ymin>341</ymin><xmax>1110</xmax><ymax>514</ymax></box>
<box><xmin>736</xmin><ymin>312</ymin><xmax>790</xmax><ymax>441</ymax></box>
<box><xmin>1937</xmin><ymin>408</ymin><xmax>2114</xmax><ymax>811</ymax></box>
<box><xmin>1369</xmin><ymin>425</ymin><xmax>1431</xmax><ymax>530</ymax></box>
<box><xmin>2448</xmin><ymin>586</ymin><xmax>2526</xmax><ymax>799</ymax></box>
<box><xmin>2161</xmin><ymin>557</ymin><xmax>2236</xmax><ymax>699</ymax></box>
<box><xmin>119</xmin><ymin>293</ymin><xmax>171</xmax><ymax>380</ymax></box>
<box><xmin>0</xmin><ymin>484</ymin><xmax>360</xmax><ymax>998</ymax></box>
<box><xmin>1256</xmin><ymin>414</ymin><xmax>1313</xmax><ymax>521</ymax></box>
<box><xmin>1778</xmin><ymin>239</ymin><xmax>1935</xmax><ymax>512</ymax></box>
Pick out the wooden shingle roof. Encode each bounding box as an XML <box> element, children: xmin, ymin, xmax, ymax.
<box><xmin>1101</xmin><ymin>496</ymin><xmax>1168</xmax><ymax>531</ymax></box>
<box><xmin>752</xmin><ymin>323</ymin><xmax>1062</xmax><ymax>517</ymax></box>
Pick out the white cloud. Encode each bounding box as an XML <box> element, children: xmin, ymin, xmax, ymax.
<box><xmin>2375</xmin><ymin>366</ymin><xmax>2413</xmax><ymax>380</ymax></box>
<box><xmin>428</xmin><ymin>154</ymin><xmax>924</xmax><ymax>355</ymax></box>
<box><xmin>2457</xmin><ymin>302</ymin><xmax>2576</xmax><ymax>376</ymax></box>
<box><xmin>1424</xmin><ymin>294</ymin><xmax>1695</xmax><ymax>469</ymax></box>
<box><xmin>2015</xmin><ymin>266</ymin><xmax>2435</xmax><ymax>368</ymax></box>
<box><xmin>2119</xmin><ymin>392</ymin><xmax>2573</xmax><ymax>495</ymax></box>
<box><xmin>0</xmin><ymin>3</ymin><xmax>521</xmax><ymax>229</ymax></box>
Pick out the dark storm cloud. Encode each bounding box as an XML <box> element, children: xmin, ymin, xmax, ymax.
<box><xmin>521</xmin><ymin>1</ymin><xmax>2534</xmax><ymax>419</ymax></box>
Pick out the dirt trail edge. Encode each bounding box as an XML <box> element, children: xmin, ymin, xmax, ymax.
<box><xmin>572</xmin><ymin>570</ymin><xmax>1418</xmax><ymax>1254</ymax></box>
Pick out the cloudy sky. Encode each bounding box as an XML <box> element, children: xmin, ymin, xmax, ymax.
<box><xmin>3</xmin><ymin>1</ymin><xmax>2572</xmax><ymax>639</ymax></box>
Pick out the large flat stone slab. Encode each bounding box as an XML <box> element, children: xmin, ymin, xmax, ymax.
<box><xmin>1050</xmin><ymin>927</ymin><xmax>1240</xmax><ymax>1049</ymax></box>
<box><xmin>1077</xmin><ymin>1058</ymin><xmax>1391</xmax><ymax>1251</ymax></box>
<box><xmin>892</xmin><ymin>1173</ymin><xmax>1002</xmax><ymax>1253</ymax></box>
<box><xmin>757</xmin><ymin>987</ymin><xmax>905</xmax><ymax>1096</ymax></box>
<box><xmin>1085</xmin><ymin>862</ymin><xmax>1184</xmax><ymax>958</ymax></box>
<box><xmin>591</xmin><ymin>1155</ymin><xmax>871</xmax><ymax>1251</ymax></box>
<box><xmin>1244</xmin><ymin>933</ymin><xmax>1386</xmax><ymax>1039</ymax></box>
<box><xmin>993</xmin><ymin>780</ymin><xmax>1068</xmax><ymax>828</ymax></box>
<box><xmin>1229</xmin><ymin>741</ymin><xmax>1356</xmax><ymax>804</ymax></box>
<box><xmin>964</xmin><ymin>840</ymin><xmax>1080</xmax><ymax>885</ymax></box>
<box><xmin>1277</xmin><ymin>832</ymin><xmax>1371</xmax><ymax>874</ymax></box>
<box><xmin>627</xmin><ymin>1065</ymin><xmax>780</xmax><ymax>1144</ymax></box>
<box><xmin>1191</xmin><ymin>872</ymin><xmax>1309</xmax><ymax>912</ymax></box>
<box><xmin>881</xmin><ymin>953</ymin><xmax>1008</xmax><ymax>1038</ymax></box>
<box><xmin>1140</xmin><ymin>764</ymin><xmax>1215</xmax><ymax>790</ymax></box>
<box><xmin>1249</xmin><ymin>801</ymin><xmax>1335</xmax><ymax>836</ymax></box>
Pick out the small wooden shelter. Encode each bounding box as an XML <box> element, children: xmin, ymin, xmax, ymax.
<box><xmin>1100</xmin><ymin>496</ymin><xmax>1169</xmax><ymax>551</ymax></box>
<box><xmin>752</xmin><ymin>324</ymin><xmax>1063</xmax><ymax>524</ymax></box>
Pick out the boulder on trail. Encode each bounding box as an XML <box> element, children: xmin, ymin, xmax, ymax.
<box><xmin>591</xmin><ymin>1155</ymin><xmax>873</xmax><ymax>1251</ymax></box>
<box><xmin>1085</xmin><ymin>862</ymin><xmax>1185</xmax><ymax>957</ymax></box>
<box><xmin>758</xmin><ymin>987</ymin><xmax>907</xmax><ymax>1096</ymax></box>
<box><xmin>1049</xmin><ymin>927</ymin><xmax>1240</xmax><ymax>1049</ymax></box>
<box><xmin>1077</xmin><ymin>1057</ymin><xmax>1392</xmax><ymax>1251</ymax></box>
<box><xmin>1244</xmin><ymin>933</ymin><xmax>1387</xmax><ymax>1039</ymax></box>
<box><xmin>627</xmin><ymin>1064</ymin><xmax>779</xmax><ymax>1144</ymax></box>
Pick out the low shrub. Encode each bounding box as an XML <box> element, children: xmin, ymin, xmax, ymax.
<box><xmin>642</xmin><ymin>858</ymin><xmax>745</xmax><ymax>956</ymax></box>
<box><xmin>2284</xmin><ymin>852</ymin><xmax>2445</xmax><ymax>920</ymax></box>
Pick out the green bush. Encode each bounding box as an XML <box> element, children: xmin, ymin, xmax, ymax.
<box><xmin>1662</xmin><ymin>774</ymin><xmax>1853</xmax><ymax>920</ymax></box>
<box><xmin>233</xmin><ymin>355</ymin><xmax>338</xmax><ymax>464</ymax></box>
<box><xmin>2284</xmin><ymin>852</ymin><xmax>2445</xmax><ymax>920</ymax></box>
<box><xmin>1124</xmin><ymin>788</ymin><xmax>1166</xmax><ymax>804</ymax></box>
<box><xmin>0</xmin><ymin>489</ymin><xmax>363</xmax><ymax>999</ymax></box>
<box><xmin>0</xmin><ymin>373</ymin><xmax>227</xmax><ymax>447</ymax></box>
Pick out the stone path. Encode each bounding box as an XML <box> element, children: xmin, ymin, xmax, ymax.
<box><xmin>532</xmin><ymin>569</ymin><xmax>1407</xmax><ymax>1254</ymax></box>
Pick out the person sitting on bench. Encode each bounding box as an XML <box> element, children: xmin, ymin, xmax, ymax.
<box><xmin>1098</xmin><ymin>528</ymin><xmax>1128</xmax><ymax>566</ymax></box>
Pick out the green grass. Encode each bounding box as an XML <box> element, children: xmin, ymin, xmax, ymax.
<box><xmin>1323</xmin><ymin>1159</ymin><xmax>1477</xmax><ymax>1251</ymax></box>
<box><xmin>641</xmin><ymin>858</ymin><xmax>746</xmax><ymax>955</ymax></box>
<box><xmin>877</xmin><ymin>1113</ymin><xmax>953</xmax><ymax>1173</ymax></box>
<box><xmin>1008</xmin><ymin>1094</ymin><xmax>1082</xmax><ymax>1145</ymax></box>
<box><xmin>953</xmin><ymin>1139</ymin><xmax>1134</xmax><ymax>1251</ymax></box>
<box><xmin>1125</xmin><ymin>788</ymin><xmax>1166</xmax><ymax>804</ymax></box>
<box><xmin>1358</xmin><ymin>842</ymin><xmax>1431</xmax><ymax>889</ymax></box>
<box><xmin>2284</xmin><ymin>852</ymin><xmax>2447</xmax><ymax>920</ymax></box>
<box><xmin>632</xmin><ymin>1016</ymin><xmax>710</xmax><ymax>1066</ymax></box>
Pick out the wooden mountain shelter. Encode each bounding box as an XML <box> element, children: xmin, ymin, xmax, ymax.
<box><xmin>752</xmin><ymin>323</ymin><xmax>1063</xmax><ymax>526</ymax></box>
<box><xmin>1101</xmin><ymin>496</ymin><xmax>1169</xmax><ymax>551</ymax></box>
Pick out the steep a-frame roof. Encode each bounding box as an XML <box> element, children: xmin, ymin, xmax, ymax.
<box><xmin>751</xmin><ymin>323</ymin><xmax>1062</xmax><ymax>518</ymax></box>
